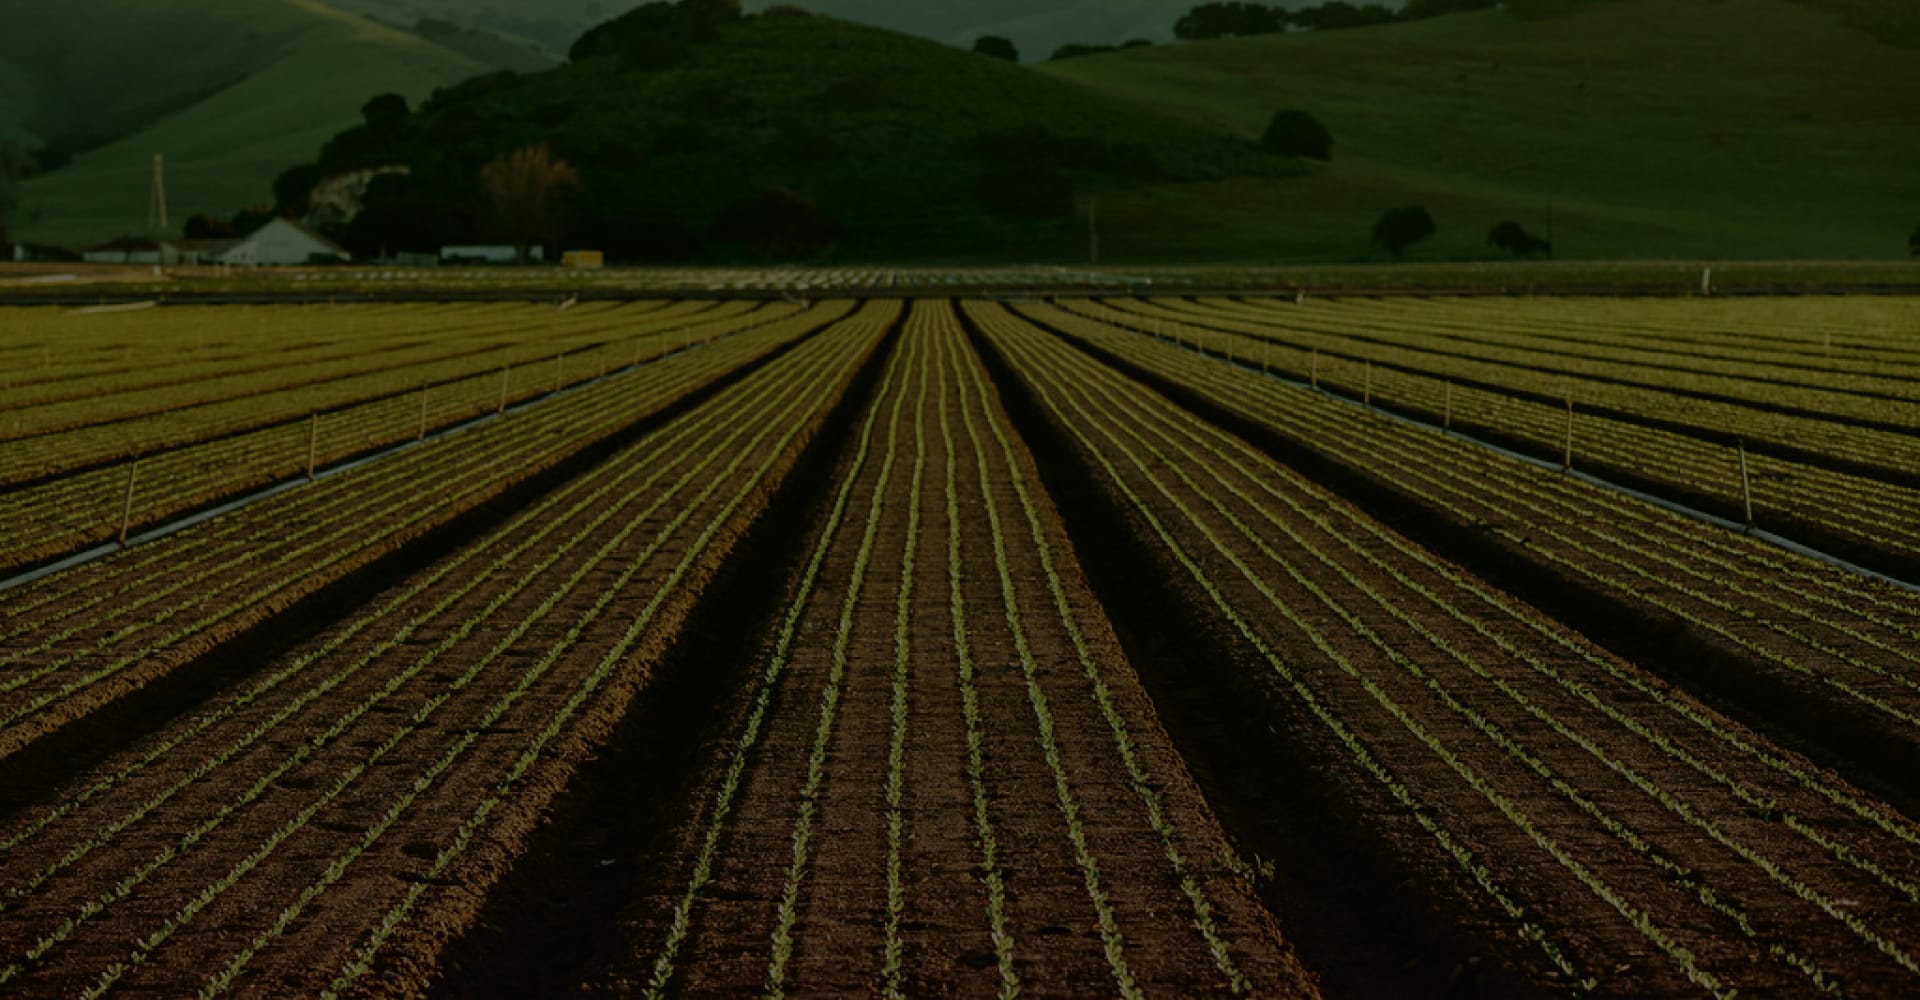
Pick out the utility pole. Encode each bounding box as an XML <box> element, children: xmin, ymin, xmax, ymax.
<box><xmin>1088</xmin><ymin>198</ymin><xmax>1100</xmax><ymax>269</ymax></box>
<box><xmin>148</xmin><ymin>154</ymin><xmax>169</xmax><ymax>234</ymax></box>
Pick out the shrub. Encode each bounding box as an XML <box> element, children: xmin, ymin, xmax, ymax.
<box><xmin>708</xmin><ymin>188</ymin><xmax>842</xmax><ymax>259</ymax></box>
<box><xmin>1175</xmin><ymin>3</ymin><xmax>1288</xmax><ymax>40</ymax></box>
<box><xmin>1260</xmin><ymin>110</ymin><xmax>1333</xmax><ymax>161</ymax></box>
<box><xmin>1372</xmin><ymin>205</ymin><xmax>1436</xmax><ymax>257</ymax></box>
<box><xmin>1050</xmin><ymin>43</ymin><xmax>1118</xmax><ymax>61</ymax></box>
<box><xmin>1290</xmin><ymin>2</ymin><xmax>1398</xmax><ymax>30</ymax></box>
<box><xmin>973</xmin><ymin>36</ymin><xmax>1019</xmax><ymax>62</ymax></box>
<box><xmin>273</xmin><ymin>163</ymin><xmax>324</xmax><ymax>216</ymax></box>
<box><xmin>1488</xmin><ymin>220</ymin><xmax>1552</xmax><ymax>257</ymax></box>
<box><xmin>361</xmin><ymin>94</ymin><xmax>410</xmax><ymax>131</ymax></box>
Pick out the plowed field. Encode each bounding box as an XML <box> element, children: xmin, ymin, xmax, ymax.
<box><xmin>3</xmin><ymin>295</ymin><xmax>1918</xmax><ymax>998</ymax></box>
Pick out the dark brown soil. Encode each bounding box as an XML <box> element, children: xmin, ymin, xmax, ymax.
<box><xmin>7</xmin><ymin>297</ymin><xmax>1920</xmax><ymax>1000</ymax></box>
<box><xmin>972</xmin><ymin>302</ymin><xmax>1920</xmax><ymax>998</ymax></box>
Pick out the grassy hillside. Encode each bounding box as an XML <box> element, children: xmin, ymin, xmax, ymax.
<box><xmin>3</xmin><ymin>0</ymin><xmax>498</xmax><ymax>248</ymax></box>
<box><xmin>1041</xmin><ymin>0</ymin><xmax>1920</xmax><ymax>261</ymax></box>
<box><xmin>328</xmin><ymin>0</ymin><xmax>648</xmax><ymax>53</ymax></box>
<box><xmin>296</xmin><ymin>4</ymin><xmax>1298</xmax><ymax>262</ymax></box>
<box><xmin>740</xmin><ymin>0</ymin><xmax>1233</xmax><ymax>58</ymax></box>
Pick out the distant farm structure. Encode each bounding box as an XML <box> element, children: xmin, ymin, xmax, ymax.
<box><xmin>84</xmin><ymin>218</ymin><xmax>349</xmax><ymax>267</ymax></box>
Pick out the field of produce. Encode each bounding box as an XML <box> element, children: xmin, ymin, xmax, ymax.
<box><xmin>1</xmin><ymin>293</ymin><xmax>1917</xmax><ymax>997</ymax></box>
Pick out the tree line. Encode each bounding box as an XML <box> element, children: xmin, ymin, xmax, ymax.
<box><xmin>1175</xmin><ymin>0</ymin><xmax>1598</xmax><ymax>40</ymax></box>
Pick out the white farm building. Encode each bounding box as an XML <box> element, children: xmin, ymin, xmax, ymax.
<box><xmin>218</xmin><ymin>218</ymin><xmax>350</xmax><ymax>266</ymax></box>
<box><xmin>83</xmin><ymin>218</ymin><xmax>350</xmax><ymax>268</ymax></box>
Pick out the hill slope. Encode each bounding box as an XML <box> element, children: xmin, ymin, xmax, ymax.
<box><xmin>2</xmin><ymin>0</ymin><xmax>500</xmax><ymax>248</ymax></box>
<box><xmin>739</xmin><ymin>0</ymin><xmax>1253</xmax><ymax>58</ymax></box>
<box><xmin>325</xmin><ymin>0</ymin><xmax>647</xmax><ymax>54</ymax></box>
<box><xmin>290</xmin><ymin>4</ymin><xmax>1297</xmax><ymax>262</ymax></box>
<box><xmin>1041</xmin><ymin>0</ymin><xmax>1920</xmax><ymax>260</ymax></box>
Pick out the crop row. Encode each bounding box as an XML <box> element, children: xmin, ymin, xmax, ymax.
<box><xmin>1339</xmin><ymin>296</ymin><xmax>1920</xmax><ymax>384</ymax></box>
<box><xmin>0</xmin><ymin>302</ymin><xmax>862</xmax><ymax>763</ymax></box>
<box><xmin>1189</xmin><ymin>296</ymin><xmax>1920</xmax><ymax>427</ymax></box>
<box><xmin>0</xmin><ymin>301</ymin><xmax>800</xmax><ymax>575</ymax></box>
<box><xmin>0</xmin><ymin>301</ymin><xmax>694</xmax><ymax>441</ymax></box>
<box><xmin>973</xmin><ymin>301</ymin><xmax>1920</xmax><ymax>996</ymax></box>
<box><xmin>0</xmin><ymin>299</ymin><xmax>752</xmax><ymax>481</ymax></box>
<box><xmin>643</xmin><ymin>304</ymin><xmax>1304</xmax><ymax>997</ymax></box>
<box><xmin>1103</xmin><ymin>297</ymin><xmax>1920</xmax><ymax>481</ymax></box>
<box><xmin>1287</xmin><ymin>295</ymin><xmax>1920</xmax><ymax>401</ymax></box>
<box><xmin>1025</xmin><ymin>305</ymin><xmax>1920</xmax><ymax>825</ymax></box>
<box><xmin>0</xmin><ymin>304</ymin><xmax>892</xmax><ymax>997</ymax></box>
<box><xmin>1041</xmin><ymin>299</ymin><xmax>1920</xmax><ymax>570</ymax></box>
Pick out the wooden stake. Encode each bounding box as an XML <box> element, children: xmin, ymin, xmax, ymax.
<box><xmin>118</xmin><ymin>461</ymin><xmax>139</xmax><ymax>546</ymax></box>
<box><xmin>633</xmin><ymin>338</ymin><xmax>644</xmax><ymax>368</ymax></box>
<box><xmin>1738</xmin><ymin>440</ymin><xmax>1755</xmax><ymax>529</ymax></box>
<box><xmin>1262</xmin><ymin>341</ymin><xmax>1270</xmax><ymax>373</ymax></box>
<box><xmin>552</xmin><ymin>354</ymin><xmax>563</xmax><ymax>393</ymax></box>
<box><xmin>306</xmin><ymin>414</ymin><xmax>320</xmax><ymax>480</ymax></box>
<box><xmin>1364</xmin><ymin>362</ymin><xmax>1373</xmax><ymax>407</ymax></box>
<box><xmin>1311</xmin><ymin>350</ymin><xmax>1320</xmax><ymax>388</ymax></box>
<box><xmin>1562</xmin><ymin>398</ymin><xmax>1575</xmax><ymax>471</ymax></box>
<box><xmin>498</xmin><ymin>367</ymin><xmax>510</xmax><ymax>414</ymax></box>
<box><xmin>418</xmin><ymin>385</ymin><xmax>430</xmax><ymax>441</ymax></box>
<box><xmin>1444</xmin><ymin>381</ymin><xmax>1453</xmax><ymax>429</ymax></box>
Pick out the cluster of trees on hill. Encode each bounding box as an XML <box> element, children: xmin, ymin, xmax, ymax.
<box><xmin>1176</xmin><ymin>0</ymin><xmax>1597</xmax><ymax>39</ymax></box>
<box><xmin>1366</xmin><ymin>210</ymin><xmax>1561</xmax><ymax>260</ymax></box>
<box><xmin>0</xmin><ymin>141</ymin><xmax>32</xmax><ymax>248</ymax></box>
<box><xmin>1048</xmin><ymin>39</ymin><xmax>1156</xmax><ymax>61</ymax></box>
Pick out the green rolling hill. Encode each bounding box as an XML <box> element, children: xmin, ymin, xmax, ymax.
<box><xmin>1040</xmin><ymin>0</ymin><xmax>1920</xmax><ymax>261</ymax></box>
<box><xmin>4</xmin><ymin>0</ymin><xmax>1914</xmax><ymax>261</ymax></box>
<box><xmin>325</xmin><ymin>0</ymin><xmax>647</xmax><ymax>55</ymax></box>
<box><xmin>286</xmin><ymin>3</ymin><xmax>1297</xmax><ymax>262</ymax></box>
<box><xmin>738</xmin><ymin>0</ymin><xmax>1259</xmax><ymax>59</ymax></box>
<box><xmin>2</xmin><ymin>0</ymin><xmax>499</xmax><ymax>248</ymax></box>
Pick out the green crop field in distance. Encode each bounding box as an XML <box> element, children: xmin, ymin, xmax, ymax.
<box><xmin>1043</xmin><ymin>0</ymin><xmax>1920</xmax><ymax>262</ymax></box>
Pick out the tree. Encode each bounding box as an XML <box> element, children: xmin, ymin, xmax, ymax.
<box><xmin>570</xmin><ymin>0</ymin><xmax>742</xmax><ymax>62</ymax></box>
<box><xmin>1175</xmin><ymin>3</ymin><xmax>1288</xmax><ymax>40</ymax></box>
<box><xmin>183</xmin><ymin>214</ymin><xmax>237</xmax><ymax>240</ymax></box>
<box><xmin>0</xmin><ymin>140</ymin><xmax>32</xmax><ymax>248</ymax></box>
<box><xmin>1050</xmin><ymin>43</ymin><xmax>1118</xmax><ymax>61</ymax></box>
<box><xmin>480</xmin><ymin>144</ymin><xmax>580</xmax><ymax>263</ymax></box>
<box><xmin>708</xmin><ymin>188</ymin><xmax>842</xmax><ymax>259</ymax></box>
<box><xmin>1372</xmin><ymin>205</ymin><xmax>1436</xmax><ymax>257</ymax></box>
<box><xmin>1399</xmin><ymin>0</ymin><xmax>1497</xmax><ymax>20</ymax></box>
<box><xmin>227</xmin><ymin>205</ymin><xmax>278</xmax><ymax>237</ymax></box>
<box><xmin>973</xmin><ymin>35</ymin><xmax>1019</xmax><ymax>62</ymax></box>
<box><xmin>1910</xmin><ymin>222</ymin><xmax>1920</xmax><ymax>257</ymax></box>
<box><xmin>1291</xmin><ymin>2</ymin><xmax>1397</xmax><ymax>30</ymax></box>
<box><xmin>1260</xmin><ymin>110</ymin><xmax>1333</xmax><ymax>161</ymax></box>
<box><xmin>361</xmin><ymin>93</ymin><xmax>410</xmax><ymax>131</ymax></box>
<box><xmin>273</xmin><ymin>163</ymin><xmax>325</xmax><ymax>218</ymax></box>
<box><xmin>1488</xmin><ymin>221</ymin><xmax>1552</xmax><ymax>257</ymax></box>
